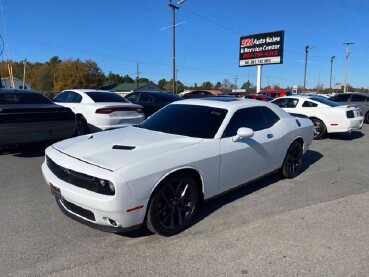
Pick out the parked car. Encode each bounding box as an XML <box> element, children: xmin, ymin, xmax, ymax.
<box><xmin>271</xmin><ymin>95</ymin><xmax>364</xmax><ymax>139</ymax></box>
<box><xmin>53</xmin><ymin>89</ymin><xmax>145</xmax><ymax>135</ymax></box>
<box><xmin>329</xmin><ymin>92</ymin><xmax>369</xmax><ymax>123</ymax></box>
<box><xmin>180</xmin><ymin>90</ymin><xmax>214</xmax><ymax>99</ymax></box>
<box><xmin>0</xmin><ymin>89</ymin><xmax>76</xmax><ymax>149</ymax></box>
<box><xmin>259</xmin><ymin>89</ymin><xmax>292</xmax><ymax>99</ymax></box>
<box><xmin>125</xmin><ymin>91</ymin><xmax>182</xmax><ymax>118</ymax></box>
<box><xmin>42</xmin><ymin>98</ymin><xmax>313</xmax><ymax>236</ymax></box>
<box><xmin>244</xmin><ymin>94</ymin><xmax>273</xmax><ymax>102</ymax></box>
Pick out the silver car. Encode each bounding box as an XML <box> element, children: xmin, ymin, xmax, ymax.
<box><xmin>329</xmin><ymin>92</ymin><xmax>369</xmax><ymax>123</ymax></box>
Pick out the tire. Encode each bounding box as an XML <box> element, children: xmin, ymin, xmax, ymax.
<box><xmin>75</xmin><ymin>116</ymin><xmax>90</xmax><ymax>136</ymax></box>
<box><xmin>281</xmin><ymin>140</ymin><xmax>303</xmax><ymax>179</ymax></box>
<box><xmin>311</xmin><ymin>118</ymin><xmax>326</xmax><ymax>140</ymax></box>
<box><xmin>146</xmin><ymin>173</ymin><xmax>199</xmax><ymax>236</ymax></box>
<box><xmin>365</xmin><ymin>112</ymin><xmax>369</xmax><ymax>124</ymax></box>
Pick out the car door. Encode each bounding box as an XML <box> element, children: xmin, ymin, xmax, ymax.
<box><xmin>219</xmin><ymin>107</ymin><xmax>278</xmax><ymax>192</ymax></box>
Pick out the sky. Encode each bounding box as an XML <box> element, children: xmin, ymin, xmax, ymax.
<box><xmin>1</xmin><ymin>0</ymin><xmax>369</xmax><ymax>90</ymax></box>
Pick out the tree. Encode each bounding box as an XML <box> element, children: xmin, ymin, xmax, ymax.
<box><xmin>158</xmin><ymin>79</ymin><xmax>167</xmax><ymax>88</ymax></box>
<box><xmin>221</xmin><ymin>79</ymin><xmax>232</xmax><ymax>93</ymax></box>
<box><xmin>201</xmin><ymin>81</ymin><xmax>213</xmax><ymax>90</ymax></box>
<box><xmin>241</xmin><ymin>81</ymin><xmax>254</xmax><ymax>92</ymax></box>
<box><xmin>214</xmin><ymin>82</ymin><xmax>222</xmax><ymax>90</ymax></box>
<box><xmin>138</xmin><ymin>77</ymin><xmax>150</xmax><ymax>83</ymax></box>
<box><xmin>106</xmin><ymin>72</ymin><xmax>124</xmax><ymax>84</ymax></box>
<box><xmin>122</xmin><ymin>74</ymin><xmax>134</xmax><ymax>83</ymax></box>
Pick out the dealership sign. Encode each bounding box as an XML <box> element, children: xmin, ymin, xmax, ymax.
<box><xmin>239</xmin><ymin>30</ymin><xmax>285</xmax><ymax>67</ymax></box>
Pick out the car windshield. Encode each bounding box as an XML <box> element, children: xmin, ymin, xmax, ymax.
<box><xmin>0</xmin><ymin>92</ymin><xmax>53</xmax><ymax>104</ymax></box>
<box><xmin>310</xmin><ymin>96</ymin><xmax>341</xmax><ymax>107</ymax></box>
<box><xmin>85</xmin><ymin>91</ymin><xmax>129</xmax><ymax>103</ymax></box>
<box><xmin>140</xmin><ymin>104</ymin><xmax>228</xmax><ymax>138</ymax></box>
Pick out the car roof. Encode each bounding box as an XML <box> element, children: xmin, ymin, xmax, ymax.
<box><xmin>62</xmin><ymin>89</ymin><xmax>113</xmax><ymax>94</ymax></box>
<box><xmin>343</xmin><ymin>92</ymin><xmax>369</xmax><ymax>96</ymax></box>
<box><xmin>0</xmin><ymin>88</ymin><xmax>41</xmax><ymax>94</ymax></box>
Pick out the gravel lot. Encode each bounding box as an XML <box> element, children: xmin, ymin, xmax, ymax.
<box><xmin>1</xmin><ymin>125</ymin><xmax>369</xmax><ymax>277</ymax></box>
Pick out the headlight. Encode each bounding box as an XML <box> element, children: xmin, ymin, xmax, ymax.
<box><xmin>97</xmin><ymin>178</ymin><xmax>115</xmax><ymax>193</ymax></box>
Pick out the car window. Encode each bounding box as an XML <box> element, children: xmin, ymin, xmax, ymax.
<box><xmin>85</xmin><ymin>91</ymin><xmax>129</xmax><ymax>103</ymax></box>
<box><xmin>302</xmin><ymin>100</ymin><xmax>318</xmax><ymax>107</ymax></box>
<box><xmin>139</xmin><ymin>93</ymin><xmax>154</xmax><ymax>103</ymax></box>
<box><xmin>0</xmin><ymin>92</ymin><xmax>53</xmax><ymax>104</ymax></box>
<box><xmin>351</xmin><ymin>95</ymin><xmax>367</xmax><ymax>102</ymax></box>
<box><xmin>67</xmin><ymin>92</ymin><xmax>82</xmax><ymax>103</ymax></box>
<box><xmin>140</xmin><ymin>104</ymin><xmax>227</xmax><ymax>139</ymax></box>
<box><xmin>53</xmin><ymin>91</ymin><xmax>69</xmax><ymax>102</ymax></box>
<box><xmin>125</xmin><ymin>93</ymin><xmax>139</xmax><ymax>103</ymax></box>
<box><xmin>223</xmin><ymin>107</ymin><xmax>274</xmax><ymax>138</ymax></box>
<box><xmin>260</xmin><ymin>106</ymin><xmax>280</xmax><ymax>127</ymax></box>
<box><xmin>310</xmin><ymin>96</ymin><xmax>341</xmax><ymax>107</ymax></box>
<box><xmin>330</xmin><ymin>94</ymin><xmax>350</xmax><ymax>102</ymax></box>
<box><xmin>272</xmin><ymin>98</ymin><xmax>298</xmax><ymax>108</ymax></box>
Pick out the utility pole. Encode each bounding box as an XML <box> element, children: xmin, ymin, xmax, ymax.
<box><xmin>303</xmin><ymin>45</ymin><xmax>314</xmax><ymax>90</ymax></box>
<box><xmin>22</xmin><ymin>59</ymin><xmax>27</xmax><ymax>89</ymax></box>
<box><xmin>330</xmin><ymin>56</ymin><xmax>336</xmax><ymax>90</ymax></box>
<box><xmin>343</xmin><ymin>42</ymin><xmax>354</xmax><ymax>93</ymax></box>
<box><xmin>234</xmin><ymin>75</ymin><xmax>238</xmax><ymax>93</ymax></box>
<box><xmin>136</xmin><ymin>62</ymin><xmax>140</xmax><ymax>90</ymax></box>
<box><xmin>175</xmin><ymin>66</ymin><xmax>179</xmax><ymax>94</ymax></box>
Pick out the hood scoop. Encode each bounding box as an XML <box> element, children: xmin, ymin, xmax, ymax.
<box><xmin>112</xmin><ymin>145</ymin><xmax>136</xmax><ymax>150</ymax></box>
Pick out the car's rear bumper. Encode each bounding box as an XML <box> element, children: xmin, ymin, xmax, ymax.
<box><xmin>328</xmin><ymin>117</ymin><xmax>364</xmax><ymax>133</ymax></box>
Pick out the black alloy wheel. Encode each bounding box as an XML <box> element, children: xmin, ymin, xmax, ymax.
<box><xmin>75</xmin><ymin>116</ymin><xmax>90</xmax><ymax>136</ymax></box>
<box><xmin>365</xmin><ymin>112</ymin><xmax>369</xmax><ymax>124</ymax></box>
<box><xmin>146</xmin><ymin>173</ymin><xmax>199</xmax><ymax>236</ymax></box>
<box><xmin>282</xmin><ymin>140</ymin><xmax>303</xmax><ymax>179</ymax></box>
<box><xmin>312</xmin><ymin>118</ymin><xmax>326</xmax><ymax>140</ymax></box>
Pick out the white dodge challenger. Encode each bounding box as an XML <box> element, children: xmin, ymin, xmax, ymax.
<box><xmin>42</xmin><ymin>98</ymin><xmax>313</xmax><ymax>236</ymax></box>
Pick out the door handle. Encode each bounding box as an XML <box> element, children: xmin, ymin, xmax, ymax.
<box><xmin>267</xmin><ymin>134</ymin><xmax>274</xmax><ymax>139</ymax></box>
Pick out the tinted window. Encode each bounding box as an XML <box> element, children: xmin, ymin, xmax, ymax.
<box><xmin>302</xmin><ymin>100</ymin><xmax>318</xmax><ymax>107</ymax></box>
<box><xmin>260</xmin><ymin>106</ymin><xmax>280</xmax><ymax>127</ymax></box>
<box><xmin>272</xmin><ymin>98</ymin><xmax>298</xmax><ymax>108</ymax></box>
<box><xmin>125</xmin><ymin>92</ymin><xmax>139</xmax><ymax>103</ymax></box>
<box><xmin>0</xmin><ymin>92</ymin><xmax>52</xmax><ymax>104</ymax></box>
<box><xmin>68</xmin><ymin>92</ymin><xmax>82</xmax><ymax>103</ymax></box>
<box><xmin>351</xmin><ymin>95</ymin><xmax>367</xmax><ymax>102</ymax></box>
<box><xmin>140</xmin><ymin>104</ymin><xmax>227</xmax><ymax>138</ymax></box>
<box><xmin>139</xmin><ymin>93</ymin><xmax>154</xmax><ymax>103</ymax></box>
<box><xmin>53</xmin><ymin>91</ymin><xmax>69</xmax><ymax>102</ymax></box>
<box><xmin>330</xmin><ymin>94</ymin><xmax>350</xmax><ymax>102</ymax></box>
<box><xmin>223</xmin><ymin>107</ymin><xmax>275</xmax><ymax>137</ymax></box>
<box><xmin>85</xmin><ymin>91</ymin><xmax>129</xmax><ymax>103</ymax></box>
<box><xmin>310</xmin><ymin>96</ymin><xmax>340</xmax><ymax>107</ymax></box>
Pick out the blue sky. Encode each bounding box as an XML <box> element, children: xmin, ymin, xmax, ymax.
<box><xmin>1</xmin><ymin>0</ymin><xmax>369</xmax><ymax>89</ymax></box>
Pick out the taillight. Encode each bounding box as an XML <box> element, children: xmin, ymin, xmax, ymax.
<box><xmin>346</xmin><ymin>110</ymin><xmax>354</xmax><ymax>118</ymax></box>
<box><xmin>95</xmin><ymin>107</ymin><xmax>143</xmax><ymax>114</ymax></box>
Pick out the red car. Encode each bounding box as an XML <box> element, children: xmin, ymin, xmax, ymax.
<box><xmin>243</xmin><ymin>94</ymin><xmax>273</xmax><ymax>102</ymax></box>
<box><xmin>259</xmin><ymin>89</ymin><xmax>292</xmax><ymax>99</ymax></box>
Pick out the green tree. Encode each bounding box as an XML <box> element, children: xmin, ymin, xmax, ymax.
<box><xmin>158</xmin><ymin>79</ymin><xmax>167</xmax><ymax>88</ymax></box>
<box><xmin>201</xmin><ymin>81</ymin><xmax>213</xmax><ymax>90</ymax></box>
<box><xmin>214</xmin><ymin>82</ymin><xmax>222</xmax><ymax>90</ymax></box>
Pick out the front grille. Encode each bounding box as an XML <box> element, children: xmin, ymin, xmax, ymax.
<box><xmin>62</xmin><ymin>199</ymin><xmax>95</xmax><ymax>221</ymax></box>
<box><xmin>46</xmin><ymin>156</ymin><xmax>115</xmax><ymax>195</ymax></box>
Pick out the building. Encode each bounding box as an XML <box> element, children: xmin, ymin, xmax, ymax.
<box><xmin>1</xmin><ymin>77</ymin><xmax>32</xmax><ymax>90</ymax></box>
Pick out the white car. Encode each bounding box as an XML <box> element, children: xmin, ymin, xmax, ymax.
<box><xmin>53</xmin><ymin>89</ymin><xmax>145</xmax><ymax>135</ymax></box>
<box><xmin>42</xmin><ymin>98</ymin><xmax>313</xmax><ymax>236</ymax></box>
<box><xmin>271</xmin><ymin>95</ymin><xmax>364</xmax><ymax>139</ymax></box>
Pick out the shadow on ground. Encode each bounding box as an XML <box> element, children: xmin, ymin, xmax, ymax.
<box><xmin>0</xmin><ymin>142</ymin><xmax>52</xmax><ymax>158</ymax></box>
<box><xmin>120</xmin><ymin>149</ymin><xmax>323</xmax><ymax>238</ymax></box>
<box><xmin>327</xmin><ymin>131</ymin><xmax>364</xmax><ymax>141</ymax></box>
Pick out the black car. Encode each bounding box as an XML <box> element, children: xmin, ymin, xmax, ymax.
<box><xmin>0</xmin><ymin>89</ymin><xmax>76</xmax><ymax>149</ymax></box>
<box><xmin>329</xmin><ymin>92</ymin><xmax>369</xmax><ymax>123</ymax></box>
<box><xmin>125</xmin><ymin>91</ymin><xmax>182</xmax><ymax>118</ymax></box>
<box><xmin>181</xmin><ymin>90</ymin><xmax>214</xmax><ymax>99</ymax></box>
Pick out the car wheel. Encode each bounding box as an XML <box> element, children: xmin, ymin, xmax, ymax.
<box><xmin>75</xmin><ymin>116</ymin><xmax>90</xmax><ymax>136</ymax></box>
<box><xmin>146</xmin><ymin>173</ymin><xmax>199</xmax><ymax>236</ymax></box>
<box><xmin>281</xmin><ymin>140</ymin><xmax>303</xmax><ymax>179</ymax></box>
<box><xmin>365</xmin><ymin>112</ymin><xmax>369</xmax><ymax>124</ymax></box>
<box><xmin>311</xmin><ymin>118</ymin><xmax>326</xmax><ymax>140</ymax></box>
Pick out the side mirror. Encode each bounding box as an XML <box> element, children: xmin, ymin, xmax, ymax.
<box><xmin>232</xmin><ymin>127</ymin><xmax>254</xmax><ymax>142</ymax></box>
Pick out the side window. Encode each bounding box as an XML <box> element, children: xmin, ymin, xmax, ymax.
<box><xmin>223</xmin><ymin>107</ymin><xmax>268</xmax><ymax>138</ymax></box>
<box><xmin>351</xmin><ymin>95</ymin><xmax>366</xmax><ymax>102</ymax></box>
<box><xmin>302</xmin><ymin>101</ymin><xmax>318</xmax><ymax>107</ymax></box>
<box><xmin>260</xmin><ymin>107</ymin><xmax>280</xmax><ymax>127</ymax></box>
<box><xmin>330</xmin><ymin>94</ymin><xmax>350</xmax><ymax>102</ymax></box>
<box><xmin>272</xmin><ymin>98</ymin><xmax>289</xmax><ymax>108</ymax></box>
<box><xmin>126</xmin><ymin>93</ymin><xmax>139</xmax><ymax>103</ymax></box>
<box><xmin>53</xmin><ymin>92</ymin><xmax>69</xmax><ymax>102</ymax></box>
<box><xmin>139</xmin><ymin>94</ymin><xmax>154</xmax><ymax>103</ymax></box>
<box><xmin>67</xmin><ymin>92</ymin><xmax>82</xmax><ymax>103</ymax></box>
<box><xmin>286</xmin><ymin>99</ymin><xmax>298</xmax><ymax>108</ymax></box>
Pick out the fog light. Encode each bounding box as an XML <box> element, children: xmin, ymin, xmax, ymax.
<box><xmin>108</xmin><ymin>218</ymin><xmax>117</xmax><ymax>226</ymax></box>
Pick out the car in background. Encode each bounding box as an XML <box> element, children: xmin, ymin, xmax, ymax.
<box><xmin>244</xmin><ymin>94</ymin><xmax>273</xmax><ymax>102</ymax></box>
<box><xmin>329</xmin><ymin>92</ymin><xmax>369</xmax><ymax>123</ymax></box>
<box><xmin>42</xmin><ymin>98</ymin><xmax>313</xmax><ymax>236</ymax></box>
<box><xmin>271</xmin><ymin>95</ymin><xmax>364</xmax><ymax>139</ymax></box>
<box><xmin>259</xmin><ymin>89</ymin><xmax>292</xmax><ymax>99</ymax></box>
<box><xmin>53</xmin><ymin>89</ymin><xmax>144</xmax><ymax>135</ymax></box>
<box><xmin>180</xmin><ymin>90</ymin><xmax>214</xmax><ymax>99</ymax></box>
<box><xmin>0</xmin><ymin>89</ymin><xmax>76</xmax><ymax>150</ymax></box>
<box><xmin>125</xmin><ymin>91</ymin><xmax>182</xmax><ymax>118</ymax></box>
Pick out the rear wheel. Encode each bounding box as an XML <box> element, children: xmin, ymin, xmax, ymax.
<box><xmin>281</xmin><ymin>140</ymin><xmax>303</xmax><ymax>179</ymax></box>
<box><xmin>365</xmin><ymin>112</ymin><xmax>369</xmax><ymax>124</ymax></box>
<box><xmin>146</xmin><ymin>173</ymin><xmax>199</xmax><ymax>236</ymax></box>
<box><xmin>75</xmin><ymin>116</ymin><xmax>90</xmax><ymax>136</ymax></box>
<box><xmin>311</xmin><ymin>118</ymin><xmax>326</xmax><ymax>140</ymax></box>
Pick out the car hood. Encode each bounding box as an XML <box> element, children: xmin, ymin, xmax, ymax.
<box><xmin>52</xmin><ymin>126</ymin><xmax>203</xmax><ymax>171</ymax></box>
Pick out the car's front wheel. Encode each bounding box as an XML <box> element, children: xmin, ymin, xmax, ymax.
<box><xmin>281</xmin><ymin>140</ymin><xmax>303</xmax><ymax>179</ymax></box>
<box><xmin>311</xmin><ymin>118</ymin><xmax>326</xmax><ymax>140</ymax></box>
<box><xmin>146</xmin><ymin>173</ymin><xmax>199</xmax><ymax>236</ymax></box>
<box><xmin>365</xmin><ymin>112</ymin><xmax>369</xmax><ymax>124</ymax></box>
